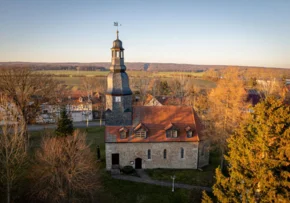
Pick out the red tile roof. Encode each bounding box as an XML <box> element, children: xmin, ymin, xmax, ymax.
<box><xmin>105</xmin><ymin>106</ymin><xmax>203</xmax><ymax>143</ymax></box>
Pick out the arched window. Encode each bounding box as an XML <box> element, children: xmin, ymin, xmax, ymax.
<box><xmin>163</xmin><ymin>149</ymin><xmax>167</xmax><ymax>159</ymax></box>
<box><xmin>181</xmin><ymin>148</ymin><xmax>184</xmax><ymax>159</ymax></box>
<box><xmin>148</xmin><ymin>149</ymin><xmax>151</xmax><ymax>159</ymax></box>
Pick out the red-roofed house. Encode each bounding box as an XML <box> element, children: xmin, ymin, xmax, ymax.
<box><xmin>105</xmin><ymin>31</ymin><xmax>209</xmax><ymax>170</ymax></box>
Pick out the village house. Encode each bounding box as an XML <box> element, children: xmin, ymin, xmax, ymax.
<box><xmin>105</xmin><ymin>31</ymin><xmax>209</xmax><ymax>171</ymax></box>
<box><xmin>36</xmin><ymin>93</ymin><xmax>95</xmax><ymax>123</ymax></box>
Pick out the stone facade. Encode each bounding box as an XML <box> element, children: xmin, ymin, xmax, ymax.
<box><xmin>105</xmin><ymin>94</ymin><xmax>132</xmax><ymax>126</ymax></box>
<box><xmin>105</xmin><ymin>142</ymin><xmax>200</xmax><ymax>170</ymax></box>
<box><xmin>198</xmin><ymin>141</ymin><xmax>210</xmax><ymax>168</ymax></box>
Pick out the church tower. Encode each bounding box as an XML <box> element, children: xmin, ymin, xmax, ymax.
<box><xmin>105</xmin><ymin>30</ymin><xmax>132</xmax><ymax>126</ymax></box>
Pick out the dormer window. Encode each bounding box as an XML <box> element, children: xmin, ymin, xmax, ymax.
<box><xmin>134</xmin><ymin>123</ymin><xmax>148</xmax><ymax>138</ymax></box>
<box><xmin>185</xmin><ymin>126</ymin><xmax>194</xmax><ymax>138</ymax></box>
<box><xmin>119</xmin><ymin>127</ymin><xmax>128</xmax><ymax>139</ymax></box>
<box><xmin>135</xmin><ymin>130</ymin><xmax>146</xmax><ymax>138</ymax></box>
<box><xmin>166</xmin><ymin>129</ymin><xmax>178</xmax><ymax>138</ymax></box>
<box><xmin>187</xmin><ymin>131</ymin><xmax>193</xmax><ymax>138</ymax></box>
<box><xmin>164</xmin><ymin>123</ymin><xmax>179</xmax><ymax>138</ymax></box>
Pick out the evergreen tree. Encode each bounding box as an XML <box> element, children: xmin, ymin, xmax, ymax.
<box><xmin>207</xmin><ymin>97</ymin><xmax>290</xmax><ymax>202</ymax></box>
<box><xmin>55</xmin><ymin>107</ymin><xmax>74</xmax><ymax>137</ymax></box>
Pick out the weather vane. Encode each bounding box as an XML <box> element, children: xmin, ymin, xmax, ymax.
<box><xmin>114</xmin><ymin>22</ymin><xmax>122</xmax><ymax>31</ymax></box>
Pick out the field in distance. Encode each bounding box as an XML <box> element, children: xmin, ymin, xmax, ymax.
<box><xmin>37</xmin><ymin>70</ymin><xmax>215</xmax><ymax>90</ymax></box>
<box><xmin>36</xmin><ymin>70</ymin><xmax>204</xmax><ymax>77</ymax></box>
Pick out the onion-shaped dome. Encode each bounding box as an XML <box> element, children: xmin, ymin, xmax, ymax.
<box><xmin>113</xmin><ymin>39</ymin><xmax>123</xmax><ymax>49</ymax></box>
<box><xmin>112</xmin><ymin>30</ymin><xmax>124</xmax><ymax>49</ymax></box>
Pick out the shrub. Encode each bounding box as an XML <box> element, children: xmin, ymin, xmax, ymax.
<box><xmin>122</xmin><ymin>165</ymin><xmax>134</xmax><ymax>174</ymax></box>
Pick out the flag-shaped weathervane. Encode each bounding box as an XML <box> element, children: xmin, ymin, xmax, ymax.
<box><xmin>114</xmin><ymin>22</ymin><xmax>122</xmax><ymax>29</ymax></box>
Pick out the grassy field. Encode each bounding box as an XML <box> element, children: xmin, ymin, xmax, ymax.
<box><xmin>146</xmin><ymin>151</ymin><xmax>220</xmax><ymax>187</ymax></box>
<box><xmin>36</xmin><ymin>70</ymin><xmax>214</xmax><ymax>91</ymax></box>
<box><xmin>37</xmin><ymin>70</ymin><xmax>110</xmax><ymax>76</ymax></box>
<box><xmin>37</xmin><ymin>70</ymin><xmax>204</xmax><ymax>77</ymax></box>
<box><xmin>28</xmin><ymin>127</ymin><xmax>202</xmax><ymax>203</ymax></box>
<box><xmin>98</xmin><ymin>172</ymin><xmax>193</xmax><ymax>203</ymax></box>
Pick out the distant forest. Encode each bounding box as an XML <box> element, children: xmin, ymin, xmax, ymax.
<box><xmin>0</xmin><ymin>62</ymin><xmax>288</xmax><ymax>74</ymax></box>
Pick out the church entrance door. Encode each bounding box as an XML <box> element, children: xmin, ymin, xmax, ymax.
<box><xmin>135</xmin><ymin>158</ymin><xmax>142</xmax><ymax>169</ymax></box>
<box><xmin>112</xmin><ymin>153</ymin><xmax>119</xmax><ymax>165</ymax></box>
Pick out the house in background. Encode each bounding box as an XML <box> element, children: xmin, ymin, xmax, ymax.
<box><xmin>36</xmin><ymin>93</ymin><xmax>94</xmax><ymax>123</ymax></box>
<box><xmin>105</xmin><ymin>31</ymin><xmax>209</xmax><ymax>171</ymax></box>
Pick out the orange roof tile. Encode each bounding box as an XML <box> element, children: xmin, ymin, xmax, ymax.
<box><xmin>105</xmin><ymin>106</ymin><xmax>203</xmax><ymax>143</ymax></box>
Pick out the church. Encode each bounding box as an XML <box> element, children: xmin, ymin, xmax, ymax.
<box><xmin>105</xmin><ymin>31</ymin><xmax>209</xmax><ymax>170</ymax></box>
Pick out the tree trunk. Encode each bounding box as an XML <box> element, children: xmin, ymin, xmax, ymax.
<box><xmin>7</xmin><ymin>181</ymin><xmax>10</xmax><ymax>203</ymax></box>
<box><xmin>220</xmin><ymin>148</ymin><xmax>224</xmax><ymax>171</ymax></box>
<box><xmin>23</xmin><ymin>122</ymin><xmax>29</xmax><ymax>152</ymax></box>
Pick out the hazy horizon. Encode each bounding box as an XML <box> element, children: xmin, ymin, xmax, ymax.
<box><xmin>1</xmin><ymin>0</ymin><xmax>290</xmax><ymax>68</ymax></box>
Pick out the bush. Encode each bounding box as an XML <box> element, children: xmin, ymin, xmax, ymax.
<box><xmin>122</xmin><ymin>166</ymin><xmax>134</xmax><ymax>174</ymax></box>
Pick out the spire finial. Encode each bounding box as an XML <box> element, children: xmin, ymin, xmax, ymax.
<box><xmin>114</xmin><ymin>22</ymin><xmax>121</xmax><ymax>39</ymax></box>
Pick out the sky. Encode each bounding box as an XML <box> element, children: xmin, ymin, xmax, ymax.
<box><xmin>0</xmin><ymin>0</ymin><xmax>289</xmax><ymax>68</ymax></box>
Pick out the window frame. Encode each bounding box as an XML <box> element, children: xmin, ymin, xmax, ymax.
<box><xmin>186</xmin><ymin>130</ymin><xmax>193</xmax><ymax>138</ymax></box>
<box><xmin>148</xmin><ymin>149</ymin><xmax>151</xmax><ymax>160</ymax></box>
<box><xmin>163</xmin><ymin>149</ymin><xmax>167</xmax><ymax>159</ymax></box>
<box><xmin>135</xmin><ymin>130</ymin><xmax>147</xmax><ymax>138</ymax></box>
<box><xmin>166</xmin><ymin>129</ymin><xmax>178</xmax><ymax>138</ymax></box>
<box><xmin>180</xmin><ymin>148</ymin><xmax>184</xmax><ymax>159</ymax></box>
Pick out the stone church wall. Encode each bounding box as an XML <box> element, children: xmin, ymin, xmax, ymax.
<box><xmin>106</xmin><ymin>142</ymin><xmax>199</xmax><ymax>170</ymax></box>
<box><xmin>198</xmin><ymin>140</ymin><xmax>210</xmax><ymax>168</ymax></box>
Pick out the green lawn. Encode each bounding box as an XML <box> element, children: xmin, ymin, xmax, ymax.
<box><xmin>29</xmin><ymin>127</ymin><xmax>106</xmax><ymax>161</ymax></box>
<box><xmin>97</xmin><ymin>172</ymin><xmax>194</xmax><ymax>203</ymax></box>
<box><xmin>145</xmin><ymin>151</ymin><xmax>220</xmax><ymax>187</ymax></box>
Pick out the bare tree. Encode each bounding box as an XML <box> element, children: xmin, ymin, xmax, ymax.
<box><xmin>0</xmin><ymin>96</ymin><xmax>27</xmax><ymax>203</ymax></box>
<box><xmin>81</xmin><ymin>77</ymin><xmax>106</xmax><ymax>97</ymax></box>
<box><xmin>0</xmin><ymin>67</ymin><xmax>60</xmax><ymax>147</ymax></box>
<box><xmin>30</xmin><ymin>130</ymin><xmax>100</xmax><ymax>202</ymax></box>
<box><xmin>81</xmin><ymin>77</ymin><xmax>97</xmax><ymax>98</ymax></box>
<box><xmin>170</xmin><ymin>75</ymin><xmax>191</xmax><ymax>105</ymax></box>
<box><xmin>132</xmin><ymin>77</ymin><xmax>151</xmax><ymax>105</ymax></box>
